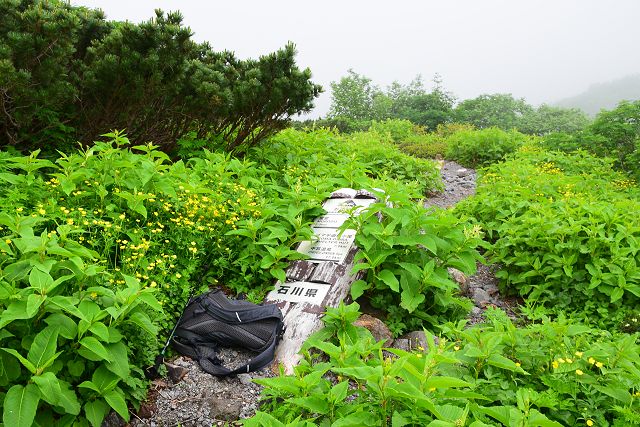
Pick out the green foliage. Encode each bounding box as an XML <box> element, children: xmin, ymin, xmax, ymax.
<box><xmin>445</xmin><ymin>127</ymin><xmax>531</xmax><ymax>168</ymax></box>
<box><xmin>456</xmin><ymin>146</ymin><xmax>640</xmax><ymax>325</ymax></box>
<box><xmin>369</xmin><ymin>119</ymin><xmax>417</xmax><ymax>143</ymax></box>
<box><xmin>328</xmin><ymin>70</ymin><xmax>379</xmax><ymax>121</ymax></box>
<box><xmin>328</xmin><ymin>72</ymin><xmax>454</xmax><ymax>130</ymax></box>
<box><xmin>589</xmin><ymin>100</ymin><xmax>640</xmax><ymax>179</ymax></box>
<box><xmin>518</xmin><ymin>104</ymin><xmax>591</xmax><ymax>135</ymax></box>
<box><xmin>247</xmin><ymin>304</ymin><xmax>640</xmax><ymax>426</ymax></box>
<box><xmin>344</xmin><ymin>189</ymin><xmax>482</xmax><ymax>335</ymax></box>
<box><xmin>0</xmin><ymin>0</ymin><xmax>321</xmax><ymax>153</ymax></box>
<box><xmin>454</xmin><ymin>94</ymin><xmax>533</xmax><ymax>130</ymax></box>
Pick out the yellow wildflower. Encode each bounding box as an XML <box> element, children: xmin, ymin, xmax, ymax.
<box><xmin>586</xmin><ymin>420</ymin><xmax>594</xmax><ymax>426</ymax></box>
<box><xmin>575</xmin><ymin>351</ymin><xmax>583</xmax><ymax>358</ymax></box>
<box><xmin>596</xmin><ymin>362</ymin><xmax>603</xmax><ymax>368</ymax></box>
<box><xmin>588</xmin><ymin>357</ymin><xmax>596</xmax><ymax>365</ymax></box>
<box><xmin>552</xmin><ymin>361</ymin><xmax>559</xmax><ymax>369</ymax></box>
<box><xmin>576</xmin><ymin>369</ymin><xmax>584</xmax><ymax>375</ymax></box>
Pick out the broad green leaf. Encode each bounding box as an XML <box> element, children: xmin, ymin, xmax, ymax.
<box><xmin>32</xmin><ymin>372</ymin><xmax>62</xmax><ymax>406</ymax></box>
<box><xmin>127</xmin><ymin>311</ymin><xmax>158</xmax><ymax>336</ymax></box>
<box><xmin>425</xmin><ymin>376</ymin><xmax>473</xmax><ymax>389</ymax></box>
<box><xmin>378</xmin><ymin>269</ymin><xmax>399</xmax><ymax>292</ymax></box>
<box><xmin>88</xmin><ymin>322</ymin><xmax>110</xmax><ymax>342</ymax></box>
<box><xmin>103</xmin><ymin>388</ymin><xmax>130</xmax><ymax>421</ymax></box>
<box><xmin>0</xmin><ymin>301</ymin><xmax>33</xmax><ymax>328</ymax></box>
<box><xmin>26</xmin><ymin>294</ymin><xmax>46</xmax><ymax>318</ymax></box>
<box><xmin>105</xmin><ymin>342</ymin><xmax>130</xmax><ymax>379</ymax></box>
<box><xmin>288</xmin><ymin>396</ymin><xmax>329</xmax><ymax>415</ymax></box>
<box><xmin>56</xmin><ymin>379</ymin><xmax>81</xmax><ymax>415</ymax></box>
<box><xmin>84</xmin><ymin>399</ymin><xmax>109</xmax><ymax>427</ymax></box>
<box><xmin>487</xmin><ymin>354</ymin><xmax>527</xmax><ymax>374</ymax></box>
<box><xmin>0</xmin><ymin>351</ymin><xmax>21</xmax><ymax>386</ymax></box>
<box><xmin>78</xmin><ymin>337</ymin><xmax>113</xmax><ymax>362</ymax></box>
<box><xmin>92</xmin><ymin>365</ymin><xmax>120</xmax><ymax>393</ymax></box>
<box><xmin>610</xmin><ymin>287</ymin><xmax>624</xmax><ymax>303</ymax></box>
<box><xmin>2</xmin><ymin>348</ymin><xmax>36</xmax><ymax>374</ymax></box>
<box><xmin>45</xmin><ymin>313</ymin><xmax>77</xmax><ymax>340</ymax></box>
<box><xmin>329</xmin><ymin>381</ymin><xmax>349</xmax><ymax>402</ymax></box>
<box><xmin>593</xmin><ymin>385</ymin><xmax>632</xmax><ymax>405</ymax></box>
<box><xmin>3</xmin><ymin>383</ymin><xmax>40</xmax><ymax>427</ymax></box>
<box><xmin>29</xmin><ymin>269</ymin><xmax>53</xmax><ymax>292</ymax></box>
<box><xmin>350</xmin><ymin>280</ymin><xmax>371</xmax><ymax>300</ymax></box>
<box><xmin>27</xmin><ymin>326</ymin><xmax>59</xmax><ymax>369</ymax></box>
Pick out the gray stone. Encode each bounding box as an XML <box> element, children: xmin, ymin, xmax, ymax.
<box><xmin>353</xmin><ymin>314</ymin><xmax>393</xmax><ymax>345</ymax></box>
<box><xmin>165</xmin><ymin>362</ymin><xmax>189</xmax><ymax>384</ymax></box>
<box><xmin>237</xmin><ymin>373</ymin><xmax>253</xmax><ymax>386</ymax></box>
<box><xmin>391</xmin><ymin>338</ymin><xmax>412</xmax><ymax>352</ymax></box>
<box><xmin>448</xmin><ymin>267</ymin><xmax>469</xmax><ymax>295</ymax></box>
<box><xmin>398</xmin><ymin>331</ymin><xmax>439</xmax><ymax>352</ymax></box>
<box><xmin>207</xmin><ymin>397</ymin><xmax>243</xmax><ymax>421</ymax></box>
<box><xmin>471</xmin><ymin>306</ymin><xmax>483</xmax><ymax>317</ymax></box>
<box><xmin>471</xmin><ymin>288</ymin><xmax>492</xmax><ymax>306</ymax></box>
<box><xmin>456</xmin><ymin>168</ymin><xmax>470</xmax><ymax>177</ymax></box>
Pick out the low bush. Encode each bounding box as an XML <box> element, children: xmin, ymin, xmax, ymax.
<box><xmin>456</xmin><ymin>146</ymin><xmax>640</xmax><ymax>326</ymax></box>
<box><xmin>246</xmin><ymin>304</ymin><xmax>640</xmax><ymax>426</ymax></box>
<box><xmin>445</xmin><ymin>127</ymin><xmax>531</xmax><ymax>168</ymax></box>
<box><xmin>345</xmin><ymin>189</ymin><xmax>482</xmax><ymax>335</ymax></box>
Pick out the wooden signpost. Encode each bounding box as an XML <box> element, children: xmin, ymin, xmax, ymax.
<box><xmin>264</xmin><ymin>188</ymin><xmax>377</xmax><ymax>373</ymax></box>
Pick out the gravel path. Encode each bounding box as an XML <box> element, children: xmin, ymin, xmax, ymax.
<box><xmin>125</xmin><ymin>160</ymin><xmax>512</xmax><ymax>427</ymax></box>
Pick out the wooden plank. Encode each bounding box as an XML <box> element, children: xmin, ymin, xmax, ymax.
<box><xmin>265</xmin><ymin>189</ymin><xmax>374</xmax><ymax>374</ymax></box>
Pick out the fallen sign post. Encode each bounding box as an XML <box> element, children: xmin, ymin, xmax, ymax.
<box><xmin>264</xmin><ymin>188</ymin><xmax>377</xmax><ymax>373</ymax></box>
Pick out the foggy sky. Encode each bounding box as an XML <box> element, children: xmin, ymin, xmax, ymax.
<box><xmin>72</xmin><ymin>0</ymin><xmax>640</xmax><ymax>118</ymax></box>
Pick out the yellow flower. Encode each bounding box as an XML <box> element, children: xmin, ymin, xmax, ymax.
<box><xmin>175</xmin><ymin>273</ymin><xmax>182</xmax><ymax>279</ymax></box>
<box><xmin>428</xmin><ymin>387</ymin><xmax>436</xmax><ymax>392</ymax></box>
<box><xmin>575</xmin><ymin>351</ymin><xmax>583</xmax><ymax>358</ymax></box>
<box><xmin>119</xmin><ymin>214</ymin><xmax>126</xmax><ymax>220</ymax></box>
<box><xmin>16</xmin><ymin>207</ymin><xmax>23</xmax><ymax>212</ymax></box>
<box><xmin>190</xmin><ymin>241</ymin><xmax>196</xmax><ymax>246</ymax></box>
<box><xmin>150</xmin><ymin>281</ymin><xmax>157</xmax><ymax>288</ymax></box>
<box><xmin>557</xmin><ymin>358</ymin><xmax>565</xmax><ymax>364</ymax></box>
<box><xmin>38</xmin><ymin>208</ymin><xmax>46</xmax><ymax>215</ymax></box>
<box><xmin>515</xmin><ymin>362</ymin><xmax>521</xmax><ymax>367</ymax></box>
<box><xmin>5</xmin><ymin>239</ymin><xmax>11</xmax><ymax>244</ymax></box>
<box><xmin>552</xmin><ymin>361</ymin><xmax>559</xmax><ymax>369</ymax></box>
<box><xmin>586</xmin><ymin>419</ymin><xmax>594</xmax><ymax>426</ymax></box>
<box><xmin>566</xmin><ymin>358</ymin><xmax>573</xmax><ymax>363</ymax></box>
<box><xmin>595</xmin><ymin>362</ymin><xmax>603</xmax><ymax>368</ymax></box>
<box><xmin>416</xmin><ymin>354</ymin><xmax>422</xmax><ymax>358</ymax></box>
<box><xmin>576</xmin><ymin>369</ymin><xmax>584</xmax><ymax>375</ymax></box>
<box><xmin>588</xmin><ymin>357</ymin><xmax>596</xmax><ymax>365</ymax></box>
<box><xmin>90</xmin><ymin>292</ymin><xmax>97</xmax><ymax>299</ymax></box>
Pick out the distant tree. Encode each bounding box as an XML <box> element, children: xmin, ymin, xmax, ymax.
<box><xmin>328</xmin><ymin>72</ymin><xmax>453</xmax><ymax>130</ymax></box>
<box><xmin>328</xmin><ymin>69</ymin><xmax>380</xmax><ymax>120</ymax></box>
<box><xmin>454</xmin><ymin>94</ymin><xmax>533</xmax><ymax>130</ymax></box>
<box><xmin>589</xmin><ymin>100</ymin><xmax>640</xmax><ymax>175</ymax></box>
<box><xmin>519</xmin><ymin>105</ymin><xmax>590</xmax><ymax>135</ymax></box>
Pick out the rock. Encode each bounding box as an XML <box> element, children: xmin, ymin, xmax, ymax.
<box><xmin>470</xmin><ymin>306</ymin><xmax>483</xmax><ymax>317</ymax></box>
<box><xmin>390</xmin><ymin>338</ymin><xmax>410</xmax><ymax>351</ymax></box>
<box><xmin>397</xmin><ymin>331</ymin><xmax>439</xmax><ymax>352</ymax></box>
<box><xmin>456</xmin><ymin>168</ymin><xmax>470</xmax><ymax>177</ymax></box>
<box><xmin>237</xmin><ymin>373</ymin><xmax>253</xmax><ymax>386</ymax></box>
<box><xmin>101</xmin><ymin>411</ymin><xmax>125</xmax><ymax>427</ymax></box>
<box><xmin>471</xmin><ymin>288</ymin><xmax>491</xmax><ymax>307</ymax></box>
<box><xmin>207</xmin><ymin>397</ymin><xmax>243</xmax><ymax>421</ymax></box>
<box><xmin>165</xmin><ymin>362</ymin><xmax>189</xmax><ymax>383</ymax></box>
<box><xmin>448</xmin><ymin>267</ymin><xmax>469</xmax><ymax>295</ymax></box>
<box><xmin>353</xmin><ymin>314</ymin><xmax>393</xmax><ymax>346</ymax></box>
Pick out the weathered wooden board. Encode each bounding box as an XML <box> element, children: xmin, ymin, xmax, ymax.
<box><xmin>265</xmin><ymin>188</ymin><xmax>376</xmax><ymax>373</ymax></box>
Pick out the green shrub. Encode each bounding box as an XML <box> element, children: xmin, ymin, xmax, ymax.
<box><xmin>345</xmin><ymin>188</ymin><xmax>482</xmax><ymax>335</ymax></box>
<box><xmin>247</xmin><ymin>304</ymin><xmax>640</xmax><ymax>426</ymax></box>
<box><xmin>1</xmin><ymin>1</ymin><xmax>320</xmax><ymax>153</ymax></box>
<box><xmin>445</xmin><ymin>127</ymin><xmax>531</xmax><ymax>168</ymax></box>
<box><xmin>369</xmin><ymin>119</ymin><xmax>418</xmax><ymax>143</ymax></box>
<box><xmin>457</xmin><ymin>146</ymin><xmax>640</xmax><ymax>325</ymax></box>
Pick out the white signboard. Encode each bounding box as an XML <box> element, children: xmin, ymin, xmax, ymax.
<box><xmin>267</xmin><ymin>281</ymin><xmax>330</xmax><ymax>304</ymax></box>
<box><xmin>313</xmin><ymin>213</ymin><xmax>350</xmax><ymax>228</ymax></box>
<box><xmin>322</xmin><ymin>198</ymin><xmax>376</xmax><ymax>215</ymax></box>
<box><xmin>297</xmin><ymin>228</ymin><xmax>356</xmax><ymax>263</ymax></box>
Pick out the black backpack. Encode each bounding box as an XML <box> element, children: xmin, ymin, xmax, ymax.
<box><xmin>171</xmin><ymin>289</ymin><xmax>285</xmax><ymax>376</ymax></box>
